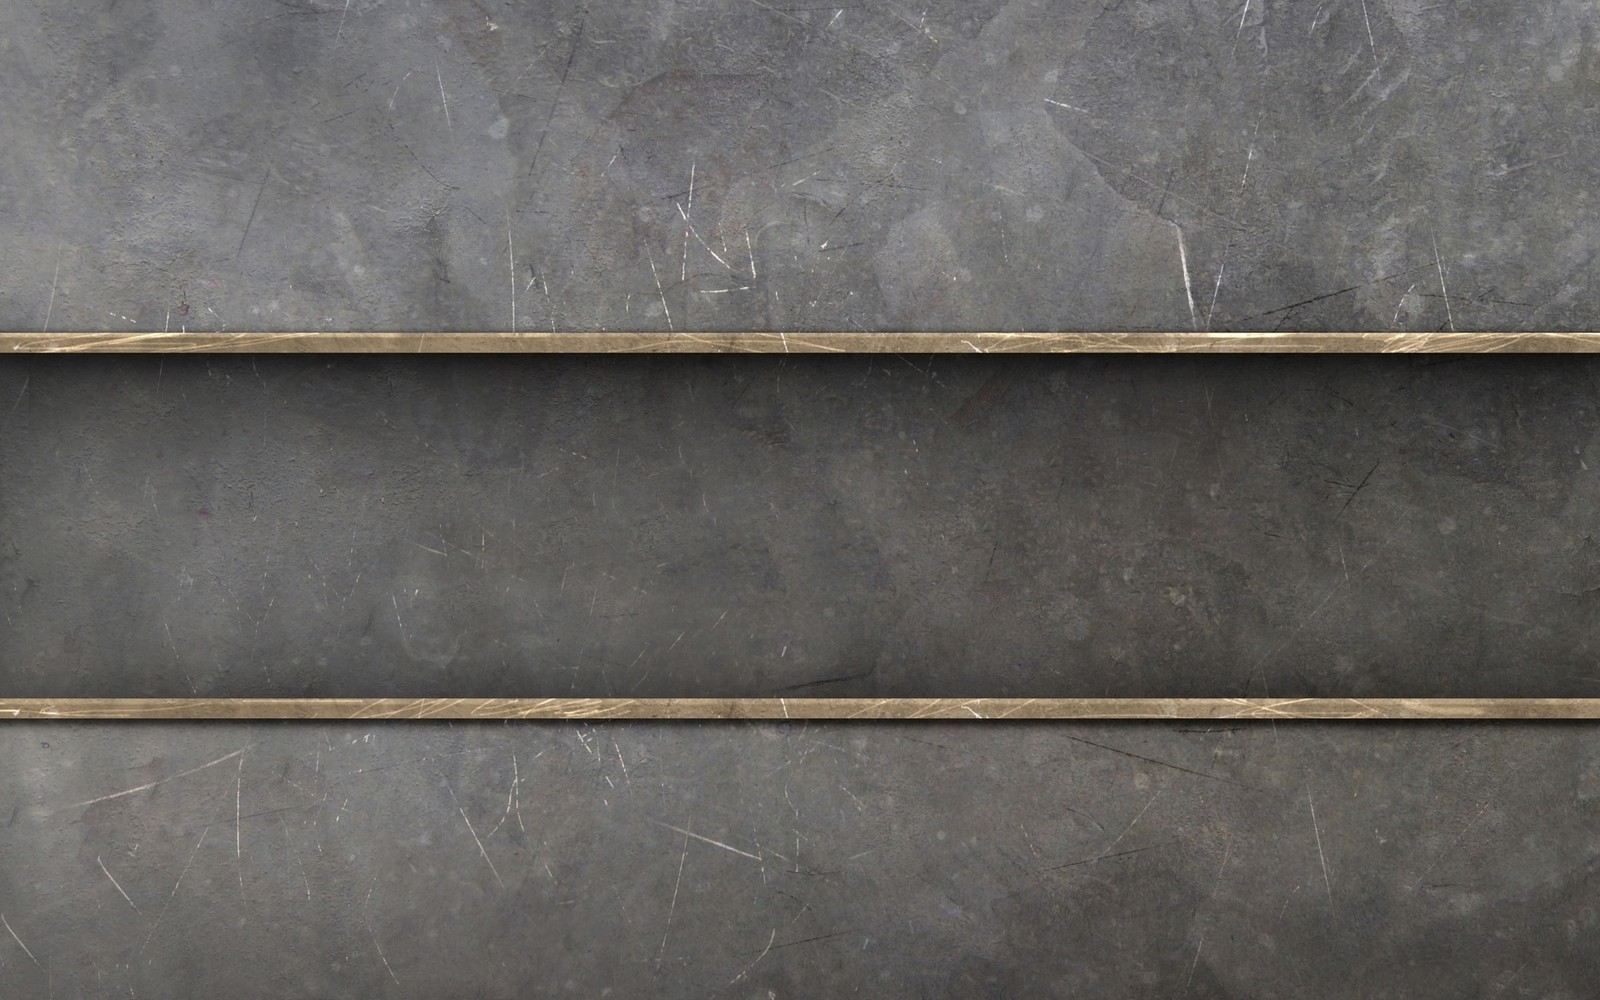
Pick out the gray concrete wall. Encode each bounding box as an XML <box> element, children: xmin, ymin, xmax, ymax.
<box><xmin>4</xmin><ymin>720</ymin><xmax>1598</xmax><ymax>997</ymax></box>
<box><xmin>2</xmin><ymin>0</ymin><xmax>1594</xmax><ymax>335</ymax></box>
<box><xmin>6</xmin><ymin>354</ymin><xmax>1600</xmax><ymax>699</ymax></box>
<box><xmin>3</xmin><ymin>0</ymin><xmax>1599</xmax><ymax>995</ymax></box>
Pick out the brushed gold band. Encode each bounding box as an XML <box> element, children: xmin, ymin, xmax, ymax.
<box><xmin>1</xmin><ymin>698</ymin><xmax>1596</xmax><ymax>720</ymax></box>
<box><xmin>5</xmin><ymin>331</ymin><xmax>1600</xmax><ymax>353</ymax></box>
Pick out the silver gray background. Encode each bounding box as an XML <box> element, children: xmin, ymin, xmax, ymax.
<box><xmin>2</xmin><ymin>0</ymin><xmax>1595</xmax><ymax>334</ymax></box>
<box><xmin>6</xmin><ymin>353</ymin><xmax>1600</xmax><ymax>700</ymax></box>
<box><xmin>3</xmin><ymin>0</ymin><xmax>1599</xmax><ymax>995</ymax></box>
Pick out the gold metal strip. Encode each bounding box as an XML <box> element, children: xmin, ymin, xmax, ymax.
<box><xmin>7</xmin><ymin>338</ymin><xmax>1589</xmax><ymax>719</ymax></box>
<box><xmin>1</xmin><ymin>698</ymin><xmax>1597</xmax><ymax>720</ymax></box>
<box><xmin>6</xmin><ymin>332</ymin><xmax>1600</xmax><ymax>353</ymax></box>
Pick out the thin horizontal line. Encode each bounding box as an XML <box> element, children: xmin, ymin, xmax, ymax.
<box><xmin>6</xmin><ymin>332</ymin><xmax>1600</xmax><ymax>353</ymax></box>
<box><xmin>2</xmin><ymin>698</ymin><xmax>1598</xmax><ymax>720</ymax></box>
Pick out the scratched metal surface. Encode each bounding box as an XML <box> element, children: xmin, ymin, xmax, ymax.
<box><xmin>7</xmin><ymin>353</ymin><xmax>1600</xmax><ymax>699</ymax></box>
<box><xmin>4</xmin><ymin>0</ymin><xmax>1599</xmax><ymax>994</ymax></box>
<box><xmin>9</xmin><ymin>698</ymin><xmax>1600</xmax><ymax>720</ymax></box>
<box><xmin>0</xmin><ymin>721</ymin><xmax>1595</xmax><ymax>997</ymax></box>
<box><xmin>11</xmin><ymin>331</ymin><xmax>1600</xmax><ymax>352</ymax></box>
<box><xmin>2</xmin><ymin>0</ymin><xmax>1597</xmax><ymax>334</ymax></box>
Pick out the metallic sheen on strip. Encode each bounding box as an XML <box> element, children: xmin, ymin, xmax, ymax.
<box><xmin>7</xmin><ymin>331</ymin><xmax>1600</xmax><ymax>353</ymax></box>
<box><xmin>1</xmin><ymin>698</ymin><xmax>1598</xmax><ymax>720</ymax></box>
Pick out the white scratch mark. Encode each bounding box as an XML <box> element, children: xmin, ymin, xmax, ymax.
<box><xmin>1392</xmin><ymin>282</ymin><xmax>1417</xmax><ymax>328</ymax></box>
<box><xmin>1</xmin><ymin>913</ymin><xmax>38</xmax><ymax>967</ymax></box>
<box><xmin>1359</xmin><ymin>0</ymin><xmax>1377</xmax><ymax>61</ymax></box>
<box><xmin>680</xmin><ymin>163</ymin><xmax>694</xmax><ymax>282</ymax></box>
<box><xmin>657</xmin><ymin>826</ymin><xmax>689</xmax><ymax>967</ymax></box>
<box><xmin>727</xmin><ymin>928</ymin><xmax>777</xmax><ymax>987</ymax></box>
<box><xmin>1205</xmin><ymin>262</ymin><xmax>1227</xmax><ymax>331</ymax></box>
<box><xmin>387</xmin><ymin>70</ymin><xmax>414</xmax><ymax>110</ymax></box>
<box><xmin>235</xmin><ymin>753</ymin><xmax>245</xmax><ymax>897</ymax></box>
<box><xmin>513</xmin><ymin>753</ymin><xmax>526</xmax><ymax>831</ymax></box>
<box><xmin>434</xmin><ymin>59</ymin><xmax>451</xmax><ymax>132</ymax></box>
<box><xmin>539</xmin><ymin>271</ymin><xmax>556</xmax><ymax>332</ymax></box>
<box><xmin>1183</xmin><ymin>932</ymin><xmax>1204</xmax><ymax>996</ymax></box>
<box><xmin>336</xmin><ymin>0</ymin><xmax>351</xmax><ymax>40</ymax></box>
<box><xmin>370</xmin><ymin>926</ymin><xmax>400</xmax><ymax>984</ymax></box>
<box><xmin>1043</xmin><ymin>98</ymin><xmax>1089</xmax><ymax>113</ymax></box>
<box><xmin>447</xmin><ymin>782</ymin><xmax>505</xmax><ymax>888</ymax></box>
<box><xmin>1488</xmin><ymin>151</ymin><xmax>1570</xmax><ymax>178</ymax></box>
<box><xmin>746</xmin><ymin>230</ymin><xmax>757</xmax><ymax>280</ymax></box>
<box><xmin>652</xmin><ymin>821</ymin><xmax>761</xmax><ymax>861</ymax></box>
<box><xmin>1338</xmin><ymin>66</ymin><xmax>1383</xmax><ymax>111</ymax></box>
<box><xmin>507</xmin><ymin>207</ymin><xmax>516</xmax><ymax>331</ymax></box>
<box><xmin>675</xmin><ymin>203</ymin><xmax>735</xmax><ymax>270</ymax></box>
<box><xmin>141</xmin><ymin>826</ymin><xmax>209</xmax><ymax>954</ymax></box>
<box><xmin>485</xmin><ymin>757</ymin><xmax>519</xmax><ymax>839</ymax></box>
<box><xmin>69</xmin><ymin>747</ymin><xmax>248</xmax><ymax>809</ymax></box>
<box><xmin>98</xmin><ymin>856</ymin><xmax>141</xmax><ymax>914</ymax></box>
<box><xmin>1414</xmin><ymin>796</ymin><xmax>1495</xmax><ymax>888</ymax></box>
<box><xmin>42</xmin><ymin>249</ymin><xmax>62</xmax><ymax>334</ymax></box>
<box><xmin>1173</xmin><ymin>222</ymin><xmax>1198</xmax><ymax>330</ymax></box>
<box><xmin>1096</xmin><ymin>790</ymin><xmax>1161</xmax><ymax>861</ymax></box>
<box><xmin>1207</xmin><ymin>124</ymin><xmax>1258</xmax><ymax>330</ymax></box>
<box><xmin>646</xmin><ymin>246</ymin><xmax>673</xmax><ymax>330</ymax></box>
<box><xmin>1308</xmin><ymin>783</ymin><xmax>1335</xmax><ymax>913</ymax></box>
<box><xmin>1432</xmin><ymin>232</ymin><xmax>1455</xmax><ymax>331</ymax></box>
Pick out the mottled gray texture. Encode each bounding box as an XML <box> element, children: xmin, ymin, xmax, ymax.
<box><xmin>3</xmin><ymin>0</ymin><xmax>1599</xmax><ymax>992</ymax></box>
<box><xmin>2</xmin><ymin>0</ymin><xmax>1597</xmax><ymax>333</ymax></box>
<box><xmin>6</xmin><ymin>354</ymin><xmax>1600</xmax><ymax>699</ymax></box>
<box><xmin>9</xmin><ymin>355</ymin><xmax>1600</xmax><ymax>697</ymax></box>
<box><xmin>1</xmin><ymin>721</ymin><xmax>1596</xmax><ymax>998</ymax></box>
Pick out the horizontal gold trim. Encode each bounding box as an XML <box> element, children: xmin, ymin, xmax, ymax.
<box><xmin>6</xmin><ymin>331</ymin><xmax>1600</xmax><ymax>353</ymax></box>
<box><xmin>1</xmin><ymin>698</ymin><xmax>1597</xmax><ymax>720</ymax></box>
